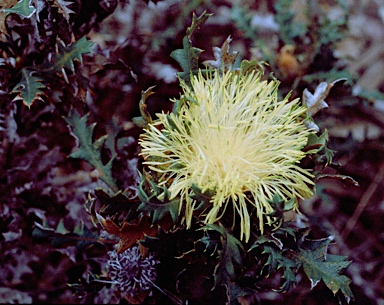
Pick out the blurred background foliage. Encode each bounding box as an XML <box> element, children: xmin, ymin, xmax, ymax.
<box><xmin>0</xmin><ymin>0</ymin><xmax>384</xmax><ymax>304</ymax></box>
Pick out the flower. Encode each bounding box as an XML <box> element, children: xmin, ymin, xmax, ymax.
<box><xmin>107</xmin><ymin>245</ymin><xmax>159</xmax><ymax>297</ymax></box>
<box><xmin>139</xmin><ymin>69</ymin><xmax>315</xmax><ymax>241</ymax></box>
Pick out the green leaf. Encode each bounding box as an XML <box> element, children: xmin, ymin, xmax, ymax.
<box><xmin>265</xmin><ymin>193</ymin><xmax>296</xmax><ymax>228</ymax></box>
<box><xmin>40</xmin><ymin>36</ymin><xmax>93</xmax><ymax>75</ymax></box>
<box><xmin>11</xmin><ymin>68</ymin><xmax>45</xmax><ymax>108</ymax></box>
<box><xmin>64</xmin><ymin>109</ymin><xmax>118</xmax><ymax>192</ymax></box>
<box><xmin>305</xmin><ymin>129</ymin><xmax>335</xmax><ymax>165</ymax></box>
<box><xmin>137</xmin><ymin>173</ymin><xmax>180</xmax><ymax>224</ymax></box>
<box><xmin>170</xmin><ymin>36</ymin><xmax>203</xmax><ymax>80</ymax></box>
<box><xmin>203</xmin><ymin>223</ymin><xmax>244</xmax><ymax>289</ymax></box>
<box><xmin>292</xmin><ymin>237</ymin><xmax>354</xmax><ymax>302</ymax></box>
<box><xmin>32</xmin><ymin>221</ymin><xmax>102</xmax><ymax>251</ymax></box>
<box><xmin>186</xmin><ymin>10</ymin><xmax>212</xmax><ymax>39</ymax></box>
<box><xmin>4</xmin><ymin>0</ymin><xmax>36</xmax><ymax>18</ymax></box>
<box><xmin>189</xmin><ymin>183</ymin><xmax>215</xmax><ymax>211</ymax></box>
<box><xmin>170</xmin><ymin>11</ymin><xmax>211</xmax><ymax>83</ymax></box>
<box><xmin>250</xmin><ymin>234</ymin><xmax>298</xmax><ymax>292</ymax></box>
<box><xmin>95</xmin><ymin>189</ymin><xmax>139</xmax><ymax>217</ymax></box>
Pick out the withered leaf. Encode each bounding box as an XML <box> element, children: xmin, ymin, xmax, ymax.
<box><xmin>97</xmin><ymin>214</ymin><xmax>158</xmax><ymax>254</ymax></box>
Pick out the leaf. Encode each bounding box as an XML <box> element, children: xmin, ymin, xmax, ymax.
<box><xmin>40</xmin><ymin>36</ymin><xmax>93</xmax><ymax>76</ymax></box>
<box><xmin>186</xmin><ymin>10</ymin><xmax>212</xmax><ymax>40</ymax></box>
<box><xmin>96</xmin><ymin>214</ymin><xmax>158</xmax><ymax>254</ymax></box>
<box><xmin>170</xmin><ymin>35</ymin><xmax>203</xmax><ymax>81</ymax></box>
<box><xmin>132</xmin><ymin>86</ymin><xmax>156</xmax><ymax>128</ymax></box>
<box><xmin>265</xmin><ymin>193</ymin><xmax>297</xmax><ymax>228</ymax></box>
<box><xmin>189</xmin><ymin>183</ymin><xmax>215</xmax><ymax>211</ymax></box>
<box><xmin>303</xmin><ymin>78</ymin><xmax>347</xmax><ymax>116</ymax></box>
<box><xmin>203</xmin><ymin>36</ymin><xmax>239</xmax><ymax>71</ymax></box>
<box><xmin>304</xmin><ymin>130</ymin><xmax>335</xmax><ymax>165</ymax></box>
<box><xmin>250</xmin><ymin>233</ymin><xmax>298</xmax><ymax>292</ymax></box>
<box><xmin>239</xmin><ymin>59</ymin><xmax>265</xmax><ymax>75</ymax></box>
<box><xmin>137</xmin><ymin>172</ymin><xmax>180</xmax><ymax>224</ymax></box>
<box><xmin>11</xmin><ymin>68</ymin><xmax>45</xmax><ymax>108</ymax></box>
<box><xmin>204</xmin><ymin>223</ymin><xmax>244</xmax><ymax>289</ymax></box>
<box><xmin>51</xmin><ymin>0</ymin><xmax>74</xmax><ymax>23</ymax></box>
<box><xmin>64</xmin><ymin>109</ymin><xmax>118</xmax><ymax>192</ymax></box>
<box><xmin>94</xmin><ymin>188</ymin><xmax>139</xmax><ymax>216</ymax></box>
<box><xmin>32</xmin><ymin>221</ymin><xmax>102</xmax><ymax>251</ymax></box>
<box><xmin>170</xmin><ymin>11</ymin><xmax>211</xmax><ymax>82</ymax></box>
<box><xmin>315</xmin><ymin>174</ymin><xmax>359</xmax><ymax>187</ymax></box>
<box><xmin>291</xmin><ymin>236</ymin><xmax>354</xmax><ymax>302</ymax></box>
<box><xmin>3</xmin><ymin>0</ymin><xmax>35</xmax><ymax>18</ymax></box>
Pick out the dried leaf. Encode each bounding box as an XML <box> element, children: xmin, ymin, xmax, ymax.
<box><xmin>303</xmin><ymin>78</ymin><xmax>346</xmax><ymax>116</ymax></box>
<box><xmin>51</xmin><ymin>0</ymin><xmax>74</xmax><ymax>23</ymax></box>
<box><xmin>97</xmin><ymin>214</ymin><xmax>158</xmax><ymax>254</ymax></box>
<box><xmin>203</xmin><ymin>36</ymin><xmax>239</xmax><ymax>71</ymax></box>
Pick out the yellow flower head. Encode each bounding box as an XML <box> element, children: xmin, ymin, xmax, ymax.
<box><xmin>139</xmin><ymin>70</ymin><xmax>315</xmax><ymax>241</ymax></box>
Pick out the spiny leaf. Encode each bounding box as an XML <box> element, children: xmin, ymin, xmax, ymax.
<box><xmin>64</xmin><ymin>109</ymin><xmax>118</xmax><ymax>192</ymax></box>
<box><xmin>250</xmin><ymin>233</ymin><xmax>298</xmax><ymax>292</ymax></box>
<box><xmin>32</xmin><ymin>221</ymin><xmax>102</xmax><ymax>251</ymax></box>
<box><xmin>170</xmin><ymin>11</ymin><xmax>211</xmax><ymax>82</ymax></box>
<box><xmin>94</xmin><ymin>188</ymin><xmax>139</xmax><ymax>216</ymax></box>
<box><xmin>11</xmin><ymin>68</ymin><xmax>45</xmax><ymax>108</ymax></box>
<box><xmin>240</xmin><ymin>59</ymin><xmax>265</xmax><ymax>75</ymax></box>
<box><xmin>291</xmin><ymin>237</ymin><xmax>354</xmax><ymax>302</ymax></box>
<box><xmin>204</xmin><ymin>223</ymin><xmax>244</xmax><ymax>289</ymax></box>
<box><xmin>40</xmin><ymin>36</ymin><xmax>93</xmax><ymax>75</ymax></box>
<box><xmin>304</xmin><ymin>129</ymin><xmax>335</xmax><ymax>165</ymax></box>
<box><xmin>170</xmin><ymin>36</ymin><xmax>203</xmax><ymax>81</ymax></box>
<box><xmin>186</xmin><ymin>10</ymin><xmax>212</xmax><ymax>39</ymax></box>
<box><xmin>3</xmin><ymin>0</ymin><xmax>35</xmax><ymax>18</ymax></box>
<box><xmin>137</xmin><ymin>172</ymin><xmax>180</xmax><ymax>224</ymax></box>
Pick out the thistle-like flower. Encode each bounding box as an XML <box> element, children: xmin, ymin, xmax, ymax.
<box><xmin>107</xmin><ymin>245</ymin><xmax>159</xmax><ymax>297</ymax></box>
<box><xmin>139</xmin><ymin>69</ymin><xmax>315</xmax><ymax>241</ymax></box>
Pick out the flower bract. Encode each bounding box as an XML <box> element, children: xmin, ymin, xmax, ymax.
<box><xmin>139</xmin><ymin>69</ymin><xmax>315</xmax><ymax>241</ymax></box>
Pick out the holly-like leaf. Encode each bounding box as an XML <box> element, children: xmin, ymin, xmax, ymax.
<box><xmin>11</xmin><ymin>68</ymin><xmax>45</xmax><ymax>108</ymax></box>
<box><xmin>32</xmin><ymin>221</ymin><xmax>102</xmax><ymax>251</ymax></box>
<box><xmin>64</xmin><ymin>109</ymin><xmax>118</xmax><ymax>192</ymax></box>
<box><xmin>3</xmin><ymin>0</ymin><xmax>35</xmax><ymax>18</ymax></box>
<box><xmin>304</xmin><ymin>129</ymin><xmax>335</xmax><ymax>165</ymax></box>
<box><xmin>250</xmin><ymin>233</ymin><xmax>298</xmax><ymax>292</ymax></box>
<box><xmin>204</xmin><ymin>223</ymin><xmax>244</xmax><ymax>289</ymax></box>
<box><xmin>292</xmin><ymin>236</ymin><xmax>354</xmax><ymax>303</ymax></box>
<box><xmin>171</xmin><ymin>36</ymin><xmax>203</xmax><ymax>81</ymax></box>
<box><xmin>40</xmin><ymin>36</ymin><xmax>93</xmax><ymax>77</ymax></box>
<box><xmin>170</xmin><ymin>11</ymin><xmax>211</xmax><ymax>82</ymax></box>
<box><xmin>94</xmin><ymin>188</ymin><xmax>139</xmax><ymax>216</ymax></box>
<box><xmin>265</xmin><ymin>193</ymin><xmax>297</xmax><ymax>228</ymax></box>
<box><xmin>189</xmin><ymin>183</ymin><xmax>215</xmax><ymax>211</ymax></box>
<box><xmin>96</xmin><ymin>214</ymin><xmax>158</xmax><ymax>254</ymax></box>
<box><xmin>137</xmin><ymin>172</ymin><xmax>180</xmax><ymax>224</ymax></box>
